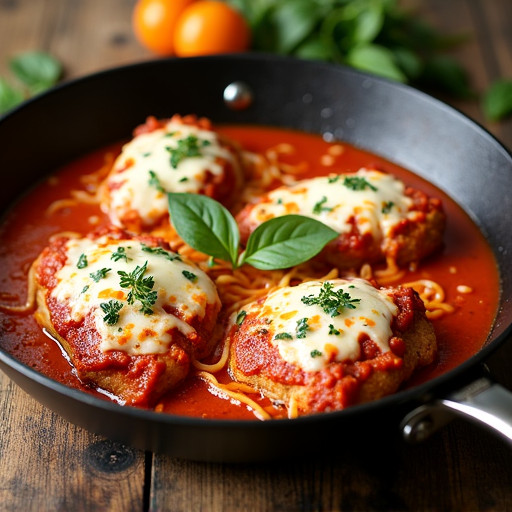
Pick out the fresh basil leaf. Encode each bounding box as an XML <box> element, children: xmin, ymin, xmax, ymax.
<box><xmin>239</xmin><ymin>215</ymin><xmax>338</xmax><ymax>270</ymax></box>
<box><xmin>320</xmin><ymin>7</ymin><xmax>355</xmax><ymax>56</ymax></box>
<box><xmin>379</xmin><ymin>15</ymin><xmax>441</xmax><ymax>53</ymax></box>
<box><xmin>227</xmin><ymin>0</ymin><xmax>279</xmax><ymax>52</ymax></box>
<box><xmin>226</xmin><ymin>0</ymin><xmax>273</xmax><ymax>25</ymax></box>
<box><xmin>0</xmin><ymin>78</ymin><xmax>24</xmax><ymax>115</ymax></box>
<box><xmin>483</xmin><ymin>80</ymin><xmax>512</xmax><ymax>121</ymax></box>
<box><xmin>346</xmin><ymin>43</ymin><xmax>407</xmax><ymax>82</ymax></box>
<box><xmin>168</xmin><ymin>193</ymin><xmax>239</xmax><ymax>266</ymax></box>
<box><xmin>392</xmin><ymin>47</ymin><xmax>423</xmax><ymax>80</ymax></box>
<box><xmin>9</xmin><ymin>52</ymin><xmax>61</xmax><ymax>94</ymax></box>
<box><xmin>344</xmin><ymin>1</ymin><xmax>384</xmax><ymax>45</ymax></box>
<box><xmin>271</xmin><ymin>0</ymin><xmax>324</xmax><ymax>54</ymax></box>
<box><xmin>295</xmin><ymin>38</ymin><xmax>334</xmax><ymax>61</ymax></box>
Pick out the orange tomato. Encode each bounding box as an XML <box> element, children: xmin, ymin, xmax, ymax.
<box><xmin>173</xmin><ymin>1</ymin><xmax>250</xmax><ymax>57</ymax></box>
<box><xmin>132</xmin><ymin>0</ymin><xmax>197</xmax><ymax>56</ymax></box>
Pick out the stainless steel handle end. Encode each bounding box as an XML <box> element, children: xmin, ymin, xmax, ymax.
<box><xmin>401</xmin><ymin>377</ymin><xmax>512</xmax><ymax>446</ymax></box>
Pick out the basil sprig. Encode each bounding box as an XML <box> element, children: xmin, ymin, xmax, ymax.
<box><xmin>168</xmin><ymin>193</ymin><xmax>240</xmax><ymax>265</ymax></box>
<box><xmin>1</xmin><ymin>52</ymin><xmax>62</xmax><ymax>115</ymax></box>
<box><xmin>168</xmin><ymin>193</ymin><xmax>338</xmax><ymax>270</ymax></box>
<box><xmin>482</xmin><ymin>80</ymin><xmax>512</xmax><ymax>121</ymax></box>
<box><xmin>227</xmin><ymin>0</ymin><xmax>471</xmax><ymax>96</ymax></box>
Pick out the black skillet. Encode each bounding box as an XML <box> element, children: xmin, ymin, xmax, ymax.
<box><xmin>1</xmin><ymin>55</ymin><xmax>511</xmax><ymax>462</ymax></box>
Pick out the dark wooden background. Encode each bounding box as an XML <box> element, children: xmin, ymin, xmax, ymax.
<box><xmin>0</xmin><ymin>1</ymin><xmax>511</xmax><ymax>510</ymax></box>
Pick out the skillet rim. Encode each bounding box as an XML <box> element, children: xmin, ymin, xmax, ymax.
<box><xmin>0</xmin><ymin>53</ymin><xmax>511</xmax><ymax>431</ymax></box>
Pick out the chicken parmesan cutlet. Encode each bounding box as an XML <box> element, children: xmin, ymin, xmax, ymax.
<box><xmin>236</xmin><ymin>169</ymin><xmax>445</xmax><ymax>270</ymax></box>
<box><xmin>33</xmin><ymin>227</ymin><xmax>221</xmax><ymax>406</ymax></box>
<box><xmin>101</xmin><ymin>114</ymin><xmax>244</xmax><ymax>232</ymax></box>
<box><xmin>227</xmin><ymin>278</ymin><xmax>436</xmax><ymax>416</ymax></box>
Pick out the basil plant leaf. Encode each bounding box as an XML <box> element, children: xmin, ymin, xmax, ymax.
<box><xmin>483</xmin><ymin>79</ymin><xmax>512</xmax><ymax>121</ymax></box>
<box><xmin>393</xmin><ymin>47</ymin><xmax>423</xmax><ymax>80</ymax></box>
<box><xmin>271</xmin><ymin>0</ymin><xmax>324</xmax><ymax>54</ymax></box>
<box><xmin>343</xmin><ymin>1</ymin><xmax>384</xmax><ymax>45</ymax></box>
<box><xmin>295</xmin><ymin>38</ymin><xmax>334</xmax><ymax>61</ymax></box>
<box><xmin>168</xmin><ymin>193</ymin><xmax>240</xmax><ymax>266</ymax></box>
<box><xmin>9</xmin><ymin>51</ymin><xmax>61</xmax><ymax>94</ymax></box>
<box><xmin>346</xmin><ymin>43</ymin><xmax>407</xmax><ymax>82</ymax></box>
<box><xmin>240</xmin><ymin>215</ymin><xmax>338</xmax><ymax>270</ymax></box>
<box><xmin>0</xmin><ymin>78</ymin><xmax>24</xmax><ymax>115</ymax></box>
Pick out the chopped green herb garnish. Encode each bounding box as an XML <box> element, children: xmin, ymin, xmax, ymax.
<box><xmin>148</xmin><ymin>170</ymin><xmax>165</xmax><ymax>193</ymax></box>
<box><xmin>141</xmin><ymin>244</ymin><xmax>181</xmax><ymax>261</ymax></box>
<box><xmin>118</xmin><ymin>261</ymin><xmax>157</xmax><ymax>315</ymax></box>
<box><xmin>89</xmin><ymin>268</ymin><xmax>111</xmax><ymax>282</ymax></box>
<box><xmin>100</xmin><ymin>300</ymin><xmax>124</xmax><ymax>326</ymax></box>
<box><xmin>343</xmin><ymin>176</ymin><xmax>378</xmax><ymax>192</ymax></box>
<box><xmin>301</xmin><ymin>282</ymin><xmax>360</xmax><ymax>317</ymax></box>
<box><xmin>81</xmin><ymin>285</ymin><xmax>89</xmax><ymax>294</ymax></box>
<box><xmin>77</xmin><ymin>253</ymin><xmax>88</xmax><ymax>269</ymax></box>
<box><xmin>327</xmin><ymin>175</ymin><xmax>341</xmax><ymax>184</ymax></box>
<box><xmin>235</xmin><ymin>310</ymin><xmax>247</xmax><ymax>326</ymax></box>
<box><xmin>178</xmin><ymin>176</ymin><xmax>189</xmax><ymax>183</ymax></box>
<box><xmin>166</xmin><ymin>135</ymin><xmax>211</xmax><ymax>169</ymax></box>
<box><xmin>328</xmin><ymin>324</ymin><xmax>341</xmax><ymax>336</ymax></box>
<box><xmin>182</xmin><ymin>270</ymin><xmax>197</xmax><ymax>282</ymax></box>
<box><xmin>382</xmin><ymin>201</ymin><xmax>395</xmax><ymax>214</ymax></box>
<box><xmin>111</xmin><ymin>246</ymin><xmax>130</xmax><ymax>262</ymax></box>
<box><xmin>310</xmin><ymin>349</ymin><xmax>323</xmax><ymax>358</ymax></box>
<box><xmin>312</xmin><ymin>196</ymin><xmax>333</xmax><ymax>215</ymax></box>
<box><xmin>276</xmin><ymin>198</ymin><xmax>283</xmax><ymax>204</ymax></box>
<box><xmin>142</xmin><ymin>152</ymin><xmax>152</xmax><ymax>157</ymax></box>
<box><xmin>296</xmin><ymin>318</ymin><xmax>309</xmax><ymax>339</ymax></box>
<box><xmin>274</xmin><ymin>332</ymin><xmax>293</xmax><ymax>340</ymax></box>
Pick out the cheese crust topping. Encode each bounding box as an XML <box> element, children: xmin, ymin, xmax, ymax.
<box><xmin>237</xmin><ymin>278</ymin><xmax>398</xmax><ymax>372</ymax></box>
<box><xmin>104</xmin><ymin>120</ymin><xmax>238</xmax><ymax>226</ymax></box>
<box><xmin>247</xmin><ymin>169</ymin><xmax>415</xmax><ymax>239</ymax></box>
<box><xmin>51</xmin><ymin>236</ymin><xmax>220</xmax><ymax>355</ymax></box>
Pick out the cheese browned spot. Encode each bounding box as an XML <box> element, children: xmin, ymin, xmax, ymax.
<box><xmin>227</xmin><ymin>278</ymin><xmax>437</xmax><ymax>415</ymax></box>
<box><xmin>33</xmin><ymin>228</ymin><xmax>221</xmax><ymax>406</ymax></box>
<box><xmin>101</xmin><ymin>115</ymin><xmax>244</xmax><ymax>231</ymax></box>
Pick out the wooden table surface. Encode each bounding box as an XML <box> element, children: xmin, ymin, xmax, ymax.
<box><xmin>1</xmin><ymin>1</ymin><xmax>511</xmax><ymax>511</ymax></box>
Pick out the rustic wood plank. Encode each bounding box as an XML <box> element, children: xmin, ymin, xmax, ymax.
<box><xmin>0</xmin><ymin>0</ymin><xmax>149</xmax><ymax>80</ymax></box>
<box><xmin>150</xmin><ymin>423</ymin><xmax>512</xmax><ymax>512</ymax></box>
<box><xmin>45</xmin><ymin>0</ymin><xmax>151</xmax><ymax>79</ymax></box>
<box><xmin>0</xmin><ymin>371</ymin><xmax>147</xmax><ymax>512</ymax></box>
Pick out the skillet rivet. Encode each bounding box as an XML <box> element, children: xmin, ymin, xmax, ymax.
<box><xmin>410</xmin><ymin>418</ymin><xmax>434</xmax><ymax>443</ymax></box>
<box><xmin>224</xmin><ymin>81</ymin><xmax>253</xmax><ymax>110</ymax></box>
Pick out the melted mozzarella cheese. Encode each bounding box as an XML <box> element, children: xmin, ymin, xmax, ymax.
<box><xmin>247</xmin><ymin>169</ymin><xmax>413</xmax><ymax>239</ymax></box>
<box><xmin>240</xmin><ymin>278</ymin><xmax>398</xmax><ymax>372</ymax></box>
<box><xmin>51</xmin><ymin>236</ymin><xmax>220</xmax><ymax>355</ymax></box>
<box><xmin>104</xmin><ymin>121</ymin><xmax>237</xmax><ymax>226</ymax></box>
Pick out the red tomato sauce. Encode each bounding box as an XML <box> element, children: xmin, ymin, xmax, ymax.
<box><xmin>0</xmin><ymin>125</ymin><xmax>500</xmax><ymax>419</ymax></box>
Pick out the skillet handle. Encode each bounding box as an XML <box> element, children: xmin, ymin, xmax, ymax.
<box><xmin>400</xmin><ymin>377</ymin><xmax>512</xmax><ymax>445</ymax></box>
